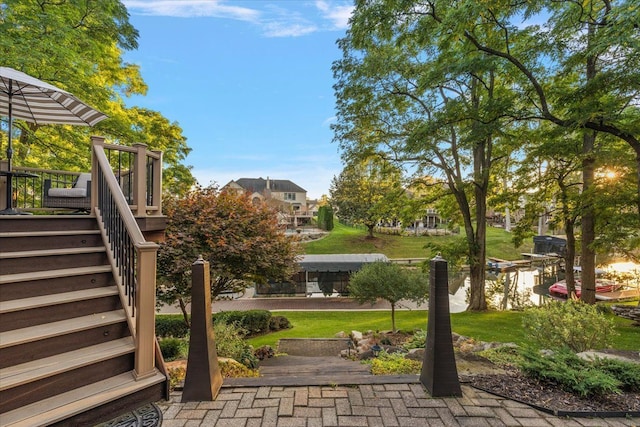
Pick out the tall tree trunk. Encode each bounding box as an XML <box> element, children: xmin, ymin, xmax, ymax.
<box><xmin>559</xmin><ymin>180</ymin><xmax>578</xmax><ymax>299</ymax></box>
<box><xmin>564</xmin><ymin>219</ymin><xmax>578</xmax><ymax>299</ymax></box>
<box><xmin>391</xmin><ymin>302</ymin><xmax>396</xmax><ymax>333</ymax></box>
<box><xmin>469</xmin><ymin>178</ymin><xmax>488</xmax><ymax>311</ymax></box>
<box><xmin>455</xmin><ymin>188</ymin><xmax>486</xmax><ymax>311</ymax></box>
<box><xmin>179</xmin><ymin>297</ymin><xmax>191</xmax><ymax>328</ymax></box>
<box><xmin>581</xmin><ymin>130</ymin><xmax>597</xmax><ymax>304</ymax></box>
<box><xmin>580</xmin><ymin>23</ymin><xmax>598</xmax><ymax>304</ymax></box>
<box><xmin>366</xmin><ymin>224</ymin><xmax>375</xmax><ymax>238</ymax></box>
<box><xmin>466</xmin><ymin>78</ymin><xmax>491</xmax><ymax>311</ymax></box>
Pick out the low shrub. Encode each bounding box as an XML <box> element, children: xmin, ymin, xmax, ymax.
<box><xmin>214</xmin><ymin>310</ymin><xmax>272</xmax><ymax>336</ymax></box>
<box><xmin>156</xmin><ymin>315</ymin><xmax>190</xmax><ymax>338</ymax></box>
<box><xmin>214</xmin><ymin>322</ymin><xmax>259</xmax><ymax>369</ymax></box>
<box><xmin>167</xmin><ymin>366</ymin><xmax>185</xmax><ymax>391</ymax></box>
<box><xmin>219</xmin><ymin>359</ymin><xmax>260</xmax><ymax>378</ymax></box>
<box><xmin>478</xmin><ymin>345</ymin><xmax>523</xmax><ymax>368</ymax></box>
<box><xmin>521</xmin><ymin>300</ymin><xmax>616</xmax><ymax>352</ymax></box>
<box><xmin>254</xmin><ymin>345</ymin><xmax>275</xmax><ymax>360</ymax></box>
<box><xmin>159</xmin><ymin>337</ymin><xmax>188</xmax><ymax>361</ymax></box>
<box><xmin>591</xmin><ymin>357</ymin><xmax>640</xmax><ymax>392</ymax></box>
<box><xmin>269</xmin><ymin>315</ymin><xmax>292</xmax><ymax>331</ymax></box>
<box><xmin>518</xmin><ymin>347</ymin><xmax>622</xmax><ymax>397</ymax></box>
<box><xmin>403</xmin><ymin>329</ymin><xmax>427</xmax><ymax>350</ymax></box>
<box><xmin>366</xmin><ymin>350</ymin><xmax>422</xmax><ymax>375</ymax></box>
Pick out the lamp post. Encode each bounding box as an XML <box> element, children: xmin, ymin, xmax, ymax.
<box><xmin>371</xmin><ymin>344</ymin><xmax>382</xmax><ymax>357</ymax></box>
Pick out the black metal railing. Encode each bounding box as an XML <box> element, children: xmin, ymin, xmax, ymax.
<box><xmin>92</xmin><ymin>136</ymin><xmax>159</xmax><ymax>378</ymax></box>
<box><xmin>97</xmin><ymin>163</ymin><xmax>137</xmax><ymax>315</ymax></box>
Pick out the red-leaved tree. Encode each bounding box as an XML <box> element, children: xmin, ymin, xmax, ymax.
<box><xmin>157</xmin><ymin>185</ymin><xmax>300</xmax><ymax>326</ymax></box>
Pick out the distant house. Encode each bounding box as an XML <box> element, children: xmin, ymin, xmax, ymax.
<box><xmin>223</xmin><ymin>177</ymin><xmax>312</xmax><ymax>227</ymax></box>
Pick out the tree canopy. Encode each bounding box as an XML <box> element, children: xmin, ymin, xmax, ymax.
<box><xmin>0</xmin><ymin>0</ymin><xmax>195</xmax><ymax>194</ymax></box>
<box><xmin>330</xmin><ymin>158</ymin><xmax>406</xmax><ymax>238</ymax></box>
<box><xmin>333</xmin><ymin>0</ymin><xmax>640</xmax><ymax>308</ymax></box>
<box><xmin>157</xmin><ymin>186</ymin><xmax>301</xmax><ymax>325</ymax></box>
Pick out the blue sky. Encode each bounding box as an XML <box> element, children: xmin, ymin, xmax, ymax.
<box><xmin>122</xmin><ymin>0</ymin><xmax>354</xmax><ymax>199</ymax></box>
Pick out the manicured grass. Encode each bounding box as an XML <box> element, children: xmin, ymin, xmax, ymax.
<box><xmin>247</xmin><ymin>310</ymin><xmax>429</xmax><ymax>348</ymax></box>
<box><xmin>247</xmin><ymin>310</ymin><xmax>640</xmax><ymax>351</ymax></box>
<box><xmin>303</xmin><ymin>222</ymin><xmax>529</xmax><ymax>261</ymax></box>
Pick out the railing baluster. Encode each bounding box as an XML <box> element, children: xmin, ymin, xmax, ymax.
<box><xmin>91</xmin><ymin>137</ymin><xmax>159</xmax><ymax>380</ymax></box>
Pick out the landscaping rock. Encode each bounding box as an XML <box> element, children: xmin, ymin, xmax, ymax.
<box><xmin>405</xmin><ymin>348</ymin><xmax>424</xmax><ymax>361</ymax></box>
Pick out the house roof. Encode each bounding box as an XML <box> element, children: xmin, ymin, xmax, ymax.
<box><xmin>233</xmin><ymin>178</ymin><xmax>306</xmax><ymax>194</ymax></box>
<box><xmin>297</xmin><ymin>253</ymin><xmax>389</xmax><ymax>272</ymax></box>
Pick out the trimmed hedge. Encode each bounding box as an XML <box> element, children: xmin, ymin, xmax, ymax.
<box><xmin>156</xmin><ymin>314</ymin><xmax>190</xmax><ymax>338</ymax></box>
<box><xmin>156</xmin><ymin>310</ymin><xmax>288</xmax><ymax>338</ymax></box>
<box><xmin>158</xmin><ymin>337</ymin><xmax>187</xmax><ymax>361</ymax></box>
<box><xmin>214</xmin><ymin>310</ymin><xmax>272</xmax><ymax>336</ymax></box>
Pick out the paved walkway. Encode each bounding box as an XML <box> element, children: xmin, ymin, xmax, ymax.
<box><xmin>158</xmin><ymin>383</ymin><xmax>637</xmax><ymax>426</ymax></box>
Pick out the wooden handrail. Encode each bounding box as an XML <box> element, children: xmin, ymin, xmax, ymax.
<box><xmin>103</xmin><ymin>142</ymin><xmax>162</xmax><ymax>160</ymax></box>
<box><xmin>92</xmin><ymin>136</ymin><xmax>158</xmax><ymax>380</ymax></box>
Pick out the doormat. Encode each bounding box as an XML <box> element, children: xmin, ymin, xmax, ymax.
<box><xmin>97</xmin><ymin>402</ymin><xmax>162</xmax><ymax>427</ymax></box>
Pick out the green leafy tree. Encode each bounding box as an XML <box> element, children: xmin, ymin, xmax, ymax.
<box><xmin>334</xmin><ymin>3</ymin><xmax>521</xmax><ymax>310</ymax></box>
<box><xmin>338</xmin><ymin>0</ymin><xmax>640</xmax><ymax>305</ymax></box>
<box><xmin>330</xmin><ymin>158</ymin><xmax>406</xmax><ymax>238</ymax></box>
<box><xmin>348</xmin><ymin>261</ymin><xmax>429</xmax><ymax>332</ymax></box>
<box><xmin>316</xmin><ymin>205</ymin><xmax>334</xmax><ymax>231</ymax></box>
<box><xmin>510</xmin><ymin>126</ymin><xmax>584</xmax><ymax>298</ymax></box>
<box><xmin>157</xmin><ymin>186</ymin><xmax>301</xmax><ymax>325</ymax></box>
<box><xmin>0</xmin><ymin>0</ymin><xmax>195</xmax><ymax>194</ymax></box>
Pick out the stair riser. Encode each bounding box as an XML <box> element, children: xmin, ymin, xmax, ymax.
<box><xmin>0</xmin><ymin>322</ymin><xmax>131</xmax><ymax>369</ymax></box>
<box><xmin>0</xmin><ymin>251</ymin><xmax>108</xmax><ymax>275</ymax></box>
<box><xmin>50</xmin><ymin>381</ymin><xmax>166</xmax><ymax>427</ymax></box>
<box><xmin>0</xmin><ymin>272</ymin><xmax>114</xmax><ymax>301</ymax></box>
<box><xmin>0</xmin><ymin>217</ymin><xmax>98</xmax><ymax>233</ymax></box>
<box><xmin>0</xmin><ymin>233</ymin><xmax>103</xmax><ymax>252</ymax></box>
<box><xmin>0</xmin><ymin>354</ymin><xmax>134</xmax><ymax>414</ymax></box>
<box><xmin>0</xmin><ymin>295</ymin><xmax>122</xmax><ymax>332</ymax></box>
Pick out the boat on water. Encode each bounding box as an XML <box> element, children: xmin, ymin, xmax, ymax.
<box><xmin>548</xmin><ymin>278</ymin><xmax>622</xmax><ymax>298</ymax></box>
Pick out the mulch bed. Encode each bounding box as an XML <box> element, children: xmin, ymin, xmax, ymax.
<box><xmin>464</xmin><ymin>368</ymin><xmax>640</xmax><ymax>416</ymax></box>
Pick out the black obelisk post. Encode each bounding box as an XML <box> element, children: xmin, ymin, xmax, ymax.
<box><xmin>420</xmin><ymin>255</ymin><xmax>462</xmax><ymax>397</ymax></box>
<box><xmin>182</xmin><ymin>256</ymin><xmax>223</xmax><ymax>401</ymax></box>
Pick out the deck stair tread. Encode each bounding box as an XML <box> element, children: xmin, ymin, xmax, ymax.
<box><xmin>0</xmin><ymin>229</ymin><xmax>100</xmax><ymax>238</ymax></box>
<box><xmin>0</xmin><ymin>337</ymin><xmax>135</xmax><ymax>391</ymax></box>
<box><xmin>0</xmin><ymin>286</ymin><xmax>119</xmax><ymax>313</ymax></box>
<box><xmin>0</xmin><ymin>310</ymin><xmax>126</xmax><ymax>349</ymax></box>
<box><xmin>0</xmin><ymin>370</ymin><xmax>166</xmax><ymax>427</ymax></box>
<box><xmin>0</xmin><ymin>246</ymin><xmax>105</xmax><ymax>259</ymax></box>
<box><xmin>0</xmin><ymin>265</ymin><xmax>113</xmax><ymax>285</ymax></box>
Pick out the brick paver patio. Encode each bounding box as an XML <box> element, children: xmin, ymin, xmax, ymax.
<box><xmin>158</xmin><ymin>384</ymin><xmax>638</xmax><ymax>427</ymax></box>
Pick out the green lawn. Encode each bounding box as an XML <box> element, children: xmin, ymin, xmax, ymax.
<box><xmin>247</xmin><ymin>310</ymin><xmax>639</xmax><ymax>351</ymax></box>
<box><xmin>304</xmin><ymin>222</ymin><xmax>530</xmax><ymax>260</ymax></box>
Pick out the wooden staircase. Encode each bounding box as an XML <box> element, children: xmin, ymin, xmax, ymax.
<box><xmin>0</xmin><ymin>215</ymin><xmax>167</xmax><ymax>427</ymax></box>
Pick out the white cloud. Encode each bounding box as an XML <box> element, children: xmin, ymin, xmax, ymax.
<box><xmin>123</xmin><ymin>0</ymin><xmax>260</xmax><ymax>21</ymax></box>
<box><xmin>315</xmin><ymin>0</ymin><xmax>354</xmax><ymax>29</ymax></box>
<box><xmin>125</xmin><ymin>0</ymin><xmax>352</xmax><ymax>37</ymax></box>
<box><xmin>262</xmin><ymin>21</ymin><xmax>318</xmax><ymax>38</ymax></box>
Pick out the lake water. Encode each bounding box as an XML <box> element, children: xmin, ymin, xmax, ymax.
<box><xmin>447</xmin><ymin>260</ymin><xmax>640</xmax><ymax>313</ymax></box>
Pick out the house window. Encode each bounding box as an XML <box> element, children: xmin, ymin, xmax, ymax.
<box><xmin>284</xmin><ymin>192</ymin><xmax>296</xmax><ymax>201</ymax></box>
